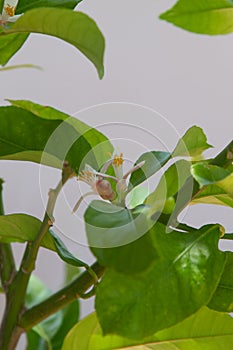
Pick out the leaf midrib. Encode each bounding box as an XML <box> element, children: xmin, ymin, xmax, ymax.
<box><xmin>172</xmin><ymin>225</ymin><xmax>218</xmax><ymax>266</ymax></box>
<box><xmin>0</xmin><ymin>135</ymin><xmax>29</xmax><ymax>152</ymax></box>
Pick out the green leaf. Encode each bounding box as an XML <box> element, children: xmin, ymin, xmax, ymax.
<box><xmin>191</xmin><ymin>163</ymin><xmax>233</xmax><ymax>208</ymax></box>
<box><xmin>160</xmin><ymin>0</ymin><xmax>233</xmax><ymax>35</ymax></box>
<box><xmin>16</xmin><ymin>0</ymin><xmax>82</xmax><ymax>14</ymax></box>
<box><xmin>52</xmin><ymin>301</ymin><xmax>79</xmax><ymax>350</ymax></box>
<box><xmin>85</xmin><ymin>200</ymin><xmax>158</xmax><ymax>274</ymax></box>
<box><xmin>172</xmin><ymin>126</ymin><xmax>212</xmax><ymax>157</ymax></box>
<box><xmin>5</xmin><ymin>8</ymin><xmax>105</xmax><ymax>78</ymax></box>
<box><xmin>129</xmin><ymin>151</ymin><xmax>171</xmax><ymax>188</ymax></box>
<box><xmin>8</xmin><ymin>99</ymin><xmax>69</xmax><ymax>120</ymax></box>
<box><xmin>26</xmin><ymin>275</ymin><xmax>63</xmax><ymax>350</ymax></box>
<box><xmin>0</xmin><ymin>0</ymin><xmax>3</xmax><ymax>13</ymax></box>
<box><xmin>0</xmin><ymin>33</ymin><xmax>29</xmax><ymax>66</ymax></box>
<box><xmin>50</xmin><ymin>230</ymin><xmax>88</xmax><ymax>268</ymax></box>
<box><xmin>191</xmin><ymin>163</ymin><xmax>231</xmax><ymax>187</ymax></box>
<box><xmin>26</xmin><ymin>330</ymin><xmax>48</xmax><ymax>350</ymax></box>
<box><xmin>95</xmin><ymin>223</ymin><xmax>226</xmax><ymax>339</ymax></box>
<box><xmin>0</xmin><ymin>214</ymin><xmax>55</xmax><ymax>250</ymax></box>
<box><xmin>145</xmin><ymin>159</ymin><xmax>191</xmax><ymax>215</ymax></box>
<box><xmin>62</xmin><ymin>308</ymin><xmax>233</xmax><ymax>350</ymax></box>
<box><xmin>0</xmin><ymin>214</ymin><xmax>89</xmax><ymax>272</ymax></box>
<box><xmin>209</xmin><ymin>251</ymin><xmax>233</xmax><ymax>312</ymax></box>
<box><xmin>0</xmin><ymin>103</ymin><xmax>112</xmax><ymax>173</ymax></box>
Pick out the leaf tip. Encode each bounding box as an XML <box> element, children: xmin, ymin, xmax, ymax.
<box><xmin>98</xmin><ymin>66</ymin><xmax>104</xmax><ymax>79</ymax></box>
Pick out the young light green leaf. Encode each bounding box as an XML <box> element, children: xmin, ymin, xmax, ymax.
<box><xmin>208</xmin><ymin>251</ymin><xmax>233</xmax><ymax>312</ymax></box>
<box><xmin>129</xmin><ymin>151</ymin><xmax>171</xmax><ymax>188</ymax></box>
<box><xmin>0</xmin><ymin>214</ymin><xmax>55</xmax><ymax>250</ymax></box>
<box><xmin>191</xmin><ymin>163</ymin><xmax>231</xmax><ymax>187</ymax></box>
<box><xmin>0</xmin><ymin>33</ymin><xmax>29</xmax><ymax>66</ymax></box>
<box><xmin>191</xmin><ymin>164</ymin><xmax>233</xmax><ymax>208</ymax></box>
<box><xmin>62</xmin><ymin>308</ymin><xmax>233</xmax><ymax>350</ymax></box>
<box><xmin>5</xmin><ymin>8</ymin><xmax>105</xmax><ymax>78</ymax></box>
<box><xmin>16</xmin><ymin>0</ymin><xmax>82</xmax><ymax>14</ymax></box>
<box><xmin>0</xmin><ymin>64</ymin><xmax>41</xmax><ymax>71</ymax></box>
<box><xmin>172</xmin><ymin>126</ymin><xmax>212</xmax><ymax>157</ymax></box>
<box><xmin>145</xmin><ymin>159</ymin><xmax>191</xmax><ymax>216</ymax></box>
<box><xmin>160</xmin><ymin>0</ymin><xmax>233</xmax><ymax>35</ymax></box>
<box><xmin>85</xmin><ymin>200</ymin><xmax>158</xmax><ymax>274</ymax></box>
<box><xmin>95</xmin><ymin>223</ymin><xmax>226</xmax><ymax>339</ymax></box>
<box><xmin>127</xmin><ymin>186</ymin><xmax>149</xmax><ymax>209</ymax></box>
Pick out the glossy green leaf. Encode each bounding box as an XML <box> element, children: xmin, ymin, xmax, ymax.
<box><xmin>191</xmin><ymin>163</ymin><xmax>233</xmax><ymax>208</ymax></box>
<box><xmin>85</xmin><ymin>200</ymin><xmax>158</xmax><ymax>274</ymax></box>
<box><xmin>160</xmin><ymin>0</ymin><xmax>233</xmax><ymax>35</ymax></box>
<box><xmin>0</xmin><ymin>33</ymin><xmax>29</xmax><ymax>66</ymax></box>
<box><xmin>8</xmin><ymin>100</ymin><xmax>112</xmax><ymax>161</ymax></box>
<box><xmin>0</xmin><ymin>106</ymin><xmax>62</xmax><ymax>167</ymax></box>
<box><xmin>50</xmin><ymin>230</ymin><xmax>88</xmax><ymax>268</ymax></box>
<box><xmin>0</xmin><ymin>103</ymin><xmax>112</xmax><ymax>173</ymax></box>
<box><xmin>8</xmin><ymin>99</ymin><xmax>69</xmax><ymax>120</ymax></box>
<box><xmin>95</xmin><ymin>223</ymin><xmax>226</xmax><ymax>339</ymax></box>
<box><xmin>173</xmin><ymin>126</ymin><xmax>212</xmax><ymax>157</ymax></box>
<box><xmin>0</xmin><ymin>214</ymin><xmax>55</xmax><ymax>250</ymax></box>
<box><xmin>16</xmin><ymin>0</ymin><xmax>82</xmax><ymax>14</ymax></box>
<box><xmin>26</xmin><ymin>275</ymin><xmax>63</xmax><ymax>350</ymax></box>
<box><xmin>5</xmin><ymin>8</ymin><xmax>105</xmax><ymax>78</ymax></box>
<box><xmin>209</xmin><ymin>251</ymin><xmax>233</xmax><ymax>312</ymax></box>
<box><xmin>129</xmin><ymin>151</ymin><xmax>171</xmax><ymax>188</ymax></box>
<box><xmin>62</xmin><ymin>308</ymin><xmax>233</xmax><ymax>350</ymax></box>
<box><xmin>145</xmin><ymin>159</ymin><xmax>191</xmax><ymax>215</ymax></box>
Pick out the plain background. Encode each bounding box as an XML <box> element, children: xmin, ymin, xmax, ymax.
<box><xmin>1</xmin><ymin>0</ymin><xmax>233</xmax><ymax>348</ymax></box>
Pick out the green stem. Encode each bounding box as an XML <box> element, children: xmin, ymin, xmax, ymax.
<box><xmin>221</xmin><ymin>233</ymin><xmax>233</xmax><ymax>240</ymax></box>
<box><xmin>0</xmin><ymin>178</ymin><xmax>4</xmax><ymax>215</ymax></box>
<box><xmin>0</xmin><ymin>179</ymin><xmax>17</xmax><ymax>350</ymax></box>
<box><xmin>0</xmin><ymin>179</ymin><xmax>16</xmax><ymax>292</ymax></box>
<box><xmin>19</xmin><ymin>261</ymin><xmax>105</xmax><ymax>331</ymax></box>
<box><xmin>0</xmin><ymin>166</ymin><xmax>74</xmax><ymax>350</ymax></box>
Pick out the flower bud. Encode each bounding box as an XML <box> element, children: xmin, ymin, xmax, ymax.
<box><xmin>96</xmin><ymin>179</ymin><xmax>116</xmax><ymax>201</ymax></box>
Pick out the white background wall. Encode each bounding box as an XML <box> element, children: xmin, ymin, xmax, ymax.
<box><xmin>1</xmin><ymin>0</ymin><xmax>233</xmax><ymax>348</ymax></box>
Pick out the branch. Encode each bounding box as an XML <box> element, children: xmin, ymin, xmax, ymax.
<box><xmin>0</xmin><ymin>179</ymin><xmax>16</xmax><ymax>292</ymax></box>
<box><xmin>21</xmin><ymin>164</ymin><xmax>74</xmax><ymax>274</ymax></box>
<box><xmin>19</xmin><ymin>261</ymin><xmax>105</xmax><ymax>331</ymax></box>
<box><xmin>0</xmin><ymin>165</ymin><xmax>74</xmax><ymax>350</ymax></box>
